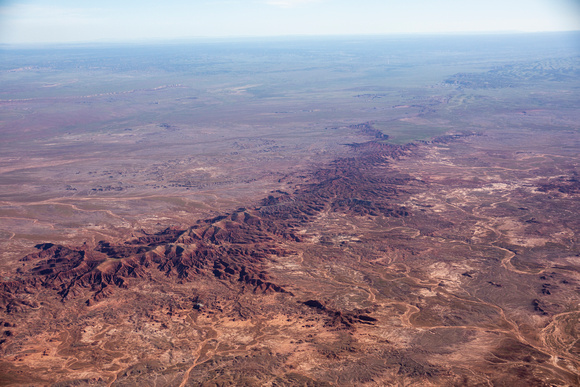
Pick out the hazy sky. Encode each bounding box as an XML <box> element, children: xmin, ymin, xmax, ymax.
<box><xmin>0</xmin><ymin>0</ymin><xmax>579</xmax><ymax>44</ymax></box>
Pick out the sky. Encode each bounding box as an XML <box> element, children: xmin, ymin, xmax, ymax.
<box><xmin>0</xmin><ymin>0</ymin><xmax>579</xmax><ymax>44</ymax></box>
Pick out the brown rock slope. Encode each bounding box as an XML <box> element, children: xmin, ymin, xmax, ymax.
<box><xmin>1</xmin><ymin>137</ymin><xmax>414</xmax><ymax>309</ymax></box>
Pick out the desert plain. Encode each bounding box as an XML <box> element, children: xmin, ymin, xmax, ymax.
<box><xmin>0</xmin><ymin>34</ymin><xmax>579</xmax><ymax>385</ymax></box>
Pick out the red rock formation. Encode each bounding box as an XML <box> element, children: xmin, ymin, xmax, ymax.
<box><xmin>1</xmin><ymin>127</ymin><xmax>415</xmax><ymax>309</ymax></box>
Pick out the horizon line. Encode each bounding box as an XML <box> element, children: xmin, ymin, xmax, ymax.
<box><xmin>2</xmin><ymin>29</ymin><xmax>579</xmax><ymax>49</ymax></box>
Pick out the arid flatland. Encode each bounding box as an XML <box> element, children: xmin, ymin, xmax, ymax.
<box><xmin>1</xmin><ymin>34</ymin><xmax>579</xmax><ymax>386</ymax></box>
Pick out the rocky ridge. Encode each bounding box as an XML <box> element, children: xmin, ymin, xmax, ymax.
<box><xmin>0</xmin><ymin>131</ymin><xmax>415</xmax><ymax>313</ymax></box>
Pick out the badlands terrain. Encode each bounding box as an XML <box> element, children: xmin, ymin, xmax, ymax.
<box><xmin>0</xmin><ymin>34</ymin><xmax>579</xmax><ymax>385</ymax></box>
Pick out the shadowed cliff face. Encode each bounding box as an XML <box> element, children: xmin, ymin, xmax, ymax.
<box><xmin>1</xmin><ymin>128</ymin><xmax>579</xmax><ymax>386</ymax></box>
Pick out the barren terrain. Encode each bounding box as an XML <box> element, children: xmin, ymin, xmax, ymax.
<box><xmin>0</xmin><ymin>34</ymin><xmax>579</xmax><ymax>385</ymax></box>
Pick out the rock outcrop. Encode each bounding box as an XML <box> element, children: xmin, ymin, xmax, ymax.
<box><xmin>1</xmin><ymin>129</ymin><xmax>414</xmax><ymax>310</ymax></box>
